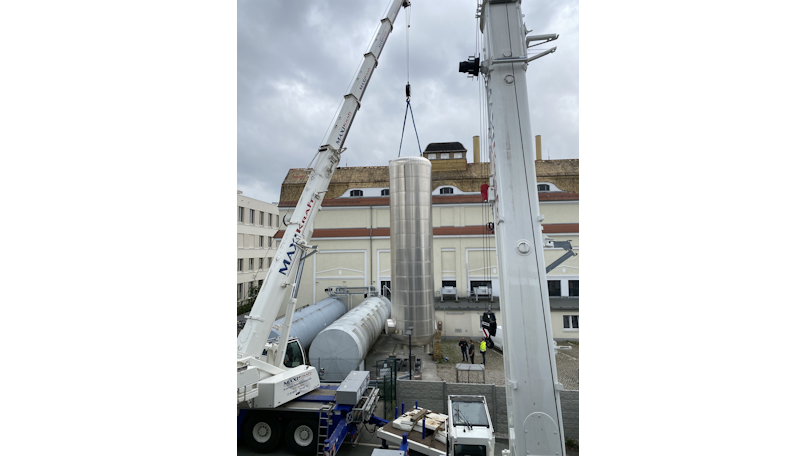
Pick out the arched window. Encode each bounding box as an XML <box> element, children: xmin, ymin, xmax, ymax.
<box><xmin>439</xmin><ymin>187</ymin><xmax>454</xmax><ymax>195</ymax></box>
<box><xmin>381</xmin><ymin>189</ymin><xmax>389</xmax><ymax>196</ymax></box>
<box><xmin>537</xmin><ymin>184</ymin><xmax>550</xmax><ymax>192</ymax></box>
<box><xmin>350</xmin><ymin>189</ymin><xmax>363</xmax><ymax>197</ymax></box>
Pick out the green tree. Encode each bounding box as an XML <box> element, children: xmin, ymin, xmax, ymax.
<box><xmin>237</xmin><ymin>286</ymin><xmax>260</xmax><ymax>315</ymax></box>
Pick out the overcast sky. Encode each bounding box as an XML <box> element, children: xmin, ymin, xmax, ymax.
<box><xmin>237</xmin><ymin>0</ymin><xmax>578</xmax><ymax>204</ymax></box>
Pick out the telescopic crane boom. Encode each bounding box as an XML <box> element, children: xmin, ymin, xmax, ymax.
<box><xmin>462</xmin><ymin>1</ymin><xmax>566</xmax><ymax>455</ymax></box>
<box><xmin>237</xmin><ymin>0</ymin><xmax>412</xmax><ymax>406</ymax></box>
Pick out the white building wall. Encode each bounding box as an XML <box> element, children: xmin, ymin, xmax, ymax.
<box><xmin>237</xmin><ymin>193</ymin><xmax>279</xmax><ymax>305</ymax></box>
<box><xmin>276</xmin><ymin>200</ymin><xmax>578</xmax><ymax>335</ymax></box>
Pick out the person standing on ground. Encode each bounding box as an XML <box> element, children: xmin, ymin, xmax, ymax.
<box><xmin>468</xmin><ymin>343</ymin><xmax>475</xmax><ymax>364</ymax></box>
<box><xmin>479</xmin><ymin>339</ymin><xmax>487</xmax><ymax>366</ymax></box>
<box><xmin>459</xmin><ymin>337</ymin><xmax>469</xmax><ymax>362</ymax></box>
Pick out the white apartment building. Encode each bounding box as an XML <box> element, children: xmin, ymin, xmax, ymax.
<box><xmin>237</xmin><ymin>191</ymin><xmax>280</xmax><ymax>306</ymax></box>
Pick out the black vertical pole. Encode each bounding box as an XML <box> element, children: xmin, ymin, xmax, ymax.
<box><xmin>407</xmin><ymin>326</ymin><xmax>413</xmax><ymax>380</ymax></box>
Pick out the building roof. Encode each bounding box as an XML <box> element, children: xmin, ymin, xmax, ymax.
<box><xmin>424</xmin><ymin>142</ymin><xmax>467</xmax><ymax>153</ymax></box>
<box><xmin>278</xmin><ymin>159</ymin><xmax>579</xmax><ymax>204</ymax></box>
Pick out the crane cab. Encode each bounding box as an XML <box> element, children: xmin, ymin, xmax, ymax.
<box><xmin>262</xmin><ymin>337</ymin><xmax>307</xmax><ymax>368</ymax></box>
<box><xmin>446</xmin><ymin>395</ymin><xmax>495</xmax><ymax>456</ymax></box>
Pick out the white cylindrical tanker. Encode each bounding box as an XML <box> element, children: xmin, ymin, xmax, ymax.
<box><xmin>267</xmin><ymin>297</ymin><xmax>348</xmax><ymax>349</ymax></box>
<box><xmin>308</xmin><ymin>296</ymin><xmax>392</xmax><ymax>382</ymax></box>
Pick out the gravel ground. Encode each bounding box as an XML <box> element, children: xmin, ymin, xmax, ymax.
<box><xmin>435</xmin><ymin>340</ymin><xmax>579</xmax><ymax>390</ymax></box>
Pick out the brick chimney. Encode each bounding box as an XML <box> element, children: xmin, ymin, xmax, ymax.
<box><xmin>535</xmin><ymin>135</ymin><xmax>542</xmax><ymax>161</ymax></box>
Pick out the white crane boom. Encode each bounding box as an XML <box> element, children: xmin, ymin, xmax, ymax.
<box><xmin>237</xmin><ymin>0</ymin><xmax>411</xmax><ymax>405</ymax></box>
<box><xmin>476</xmin><ymin>1</ymin><xmax>566</xmax><ymax>455</ymax></box>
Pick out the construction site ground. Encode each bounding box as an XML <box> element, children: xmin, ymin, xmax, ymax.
<box><xmin>434</xmin><ymin>340</ymin><xmax>579</xmax><ymax>391</ymax></box>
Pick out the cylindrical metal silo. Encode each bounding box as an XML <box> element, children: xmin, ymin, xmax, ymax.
<box><xmin>267</xmin><ymin>297</ymin><xmax>348</xmax><ymax>350</ymax></box>
<box><xmin>389</xmin><ymin>156</ymin><xmax>435</xmax><ymax>346</ymax></box>
<box><xmin>308</xmin><ymin>296</ymin><xmax>392</xmax><ymax>382</ymax></box>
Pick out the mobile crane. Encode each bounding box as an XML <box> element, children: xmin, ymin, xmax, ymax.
<box><xmin>236</xmin><ymin>1</ymin><xmax>412</xmax><ymax>453</ymax></box>
<box><xmin>459</xmin><ymin>1</ymin><xmax>568</xmax><ymax>455</ymax></box>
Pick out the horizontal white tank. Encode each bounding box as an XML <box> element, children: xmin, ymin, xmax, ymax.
<box><xmin>308</xmin><ymin>296</ymin><xmax>392</xmax><ymax>382</ymax></box>
<box><xmin>267</xmin><ymin>297</ymin><xmax>348</xmax><ymax>349</ymax></box>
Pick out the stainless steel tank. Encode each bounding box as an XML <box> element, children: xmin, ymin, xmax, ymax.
<box><xmin>389</xmin><ymin>156</ymin><xmax>435</xmax><ymax>346</ymax></box>
<box><xmin>267</xmin><ymin>297</ymin><xmax>347</xmax><ymax>349</ymax></box>
<box><xmin>308</xmin><ymin>296</ymin><xmax>392</xmax><ymax>382</ymax></box>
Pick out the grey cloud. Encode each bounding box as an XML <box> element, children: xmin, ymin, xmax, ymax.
<box><xmin>238</xmin><ymin>0</ymin><xmax>579</xmax><ymax>203</ymax></box>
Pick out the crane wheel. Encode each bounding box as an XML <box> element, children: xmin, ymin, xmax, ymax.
<box><xmin>285</xmin><ymin>419</ymin><xmax>318</xmax><ymax>455</ymax></box>
<box><xmin>243</xmin><ymin>412</ymin><xmax>281</xmax><ymax>453</ymax></box>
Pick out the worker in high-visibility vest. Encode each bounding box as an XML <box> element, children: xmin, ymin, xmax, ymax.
<box><xmin>479</xmin><ymin>339</ymin><xmax>487</xmax><ymax>366</ymax></box>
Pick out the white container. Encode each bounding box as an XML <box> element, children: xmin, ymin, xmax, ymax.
<box><xmin>309</xmin><ymin>296</ymin><xmax>392</xmax><ymax>382</ymax></box>
<box><xmin>267</xmin><ymin>297</ymin><xmax>348</xmax><ymax>349</ymax></box>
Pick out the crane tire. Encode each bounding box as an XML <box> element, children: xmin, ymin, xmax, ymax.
<box><xmin>243</xmin><ymin>412</ymin><xmax>282</xmax><ymax>453</ymax></box>
<box><xmin>285</xmin><ymin>419</ymin><xmax>318</xmax><ymax>455</ymax></box>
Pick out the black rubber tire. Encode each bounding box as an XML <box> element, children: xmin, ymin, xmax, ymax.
<box><xmin>243</xmin><ymin>412</ymin><xmax>282</xmax><ymax>453</ymax></box>
<box><xmin>285</xmin><ymin>419</ymin><xmax>318</xmax><ymax>455</ymax></box>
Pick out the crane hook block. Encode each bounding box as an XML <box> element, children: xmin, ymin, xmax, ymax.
<box><xmin>405</xmin><ymin>83</ymin><xmax>411</xmax><ymax>99</ymax></box>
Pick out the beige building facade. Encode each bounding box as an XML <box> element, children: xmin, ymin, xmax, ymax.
<box><xmin>237</xmin><ymin>191</ymin><xmax>280</xmax><ymax>305</ymax></box>
<box><xmin>274</xmin><ymin>140</ymin><xmax>579</xmax><ymax>339</ymax></box>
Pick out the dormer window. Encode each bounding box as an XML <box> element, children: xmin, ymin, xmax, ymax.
<box><xmin>381</xmin><ymin>189</ymin><xmax>389</xmax><ymax>196</ymax></box>
<box><xmin>439</xmin><ymin>187</ymin><xmax>454</xmax><ymax>195</ymax></box>
<box><xmin>537</xmin><ymin>184</ymin><xmax>550</xmax><ymax>192</ymax></box>
<box><xmin>350</xmin><ymin>190</ymin><xmax>363</xmax><ymax>197</ymax></box>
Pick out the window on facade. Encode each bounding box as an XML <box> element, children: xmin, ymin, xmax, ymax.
<box><xmin>249</xmin><ymin>209</ymin><xmax>255</xmax><ymax>224</ymax></box>
<box><xmin>454</xmin><ymin>152</ymin><xmax>463</xmax><ymax>159</ymax></box>
<box><xmin>260</xmin><ymin>211</ymin><xmax>264</xmax><ymax>225</ymax></box>
<box><xmin>442</xmin><ymin>280</ymin><xmax>457</xmax><ymax>287</ymax></box>
<box><xmin>259</xmin><ymin>236</ymin><xmax>263</xmax><ymax>248</ymax></box>
<box><xmin>428</xmin><ymin>154</ymin><xmax>436</xmax><ymax>160</ymax></box>
<box><xmin>439</xmin><ymin>187</ymin><xmax>454</xmax><ymax>195</ymax></box>
<box><xmin>350</xmin><ymin>190</ymin><xmax>363</xmax><ymax>197</ymax></box>
<box><xmin>381</xmin><ymin>189</ymin><xmax>389</xmax><ymax>196</ymax></box>
<box><xmin>258</xmin><ymin>258</ymin><xmax>263</xmax><ymax>269</ymax></box>
<box><xmin>568</xmin><ymin>280</ymin><xmax>579</xmax><ymax>297</ymax></box>
<box><xmin>275</xmin><ymin>214</ymin><xmax>279</xmax><ymax>227</ymax></box>
<box><xmin>249</xmin><ymin>258</ymin><xmax>254</xmax><ymax>270</ymax></box>
<box><xmin>548</xmin><ymin>280</ymin><xmax>562</xmax><ymax>297</ymax></box>
<box><xmin>537</xmin><ymin>184</ymin><xmax>550</xmax><ymax>192</ymax></box>
<box><xmin>258</xmin><ymin>279</ymin><xmax>263</xmax><ymax>289</ymax></box>
<box><xmin>470</xmin><ymin>280</ymin><xmax>492</xmax><ymax>297</ymax></box>
<box><xmin>238</xmin><ymin>259</ymin><xmax>243</xmax><ymax>272</ymax></box>
<box><xmin>237</xmin><ymin>283</ymin><xmax>242</xmax><ymax>300</ymax></box>
<box><xmin>563</xmin><ymin>315</ymin><xmax>579</xmax><ymax>330</ymax></box>
<box><xmin>238</xmin><ymin>206</ymin><xmax>244</xmax><ymax>222</ymax></box>
<box><xmin>440</xmin><ymin>153</ymin><xmax>450</xmax><ymax>159</ymax></box>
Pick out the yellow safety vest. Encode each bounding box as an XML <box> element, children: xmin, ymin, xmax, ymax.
<box><xmin>480</xmin><ymin>341</ymin><xmax>487</xmax><ymax>352</ymax></box>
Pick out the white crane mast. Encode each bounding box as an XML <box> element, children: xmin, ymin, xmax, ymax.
<box><xmin>237</xmin><ymin>0</ymin><xmax>410</xmax><ymax>396</ymax></box>
<box><xmin>477</xmin><ymin>1</ymin><xmax>566</xmax><ymax>455</ymax></box>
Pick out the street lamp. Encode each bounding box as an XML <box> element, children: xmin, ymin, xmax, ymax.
<box><xmin>406</xmin><ymin>326</ymin><xmax>413</xmax><ymax>380</ymax></box>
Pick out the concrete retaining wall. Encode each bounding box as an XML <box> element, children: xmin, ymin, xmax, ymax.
<box><xmin>559</xmin><ymin>390</ymin><xmax>579</xmax><ymax>441</ymax></box>
<box><xmin>397</xmin><ymin>380</ymin><xmax>578</xmax><ymax>441</ymax></box>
